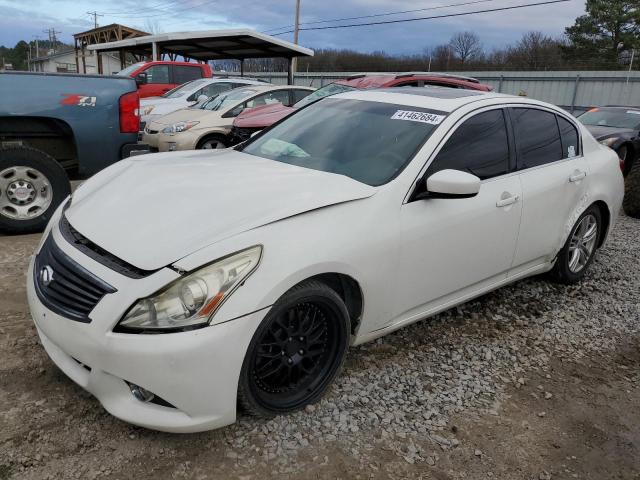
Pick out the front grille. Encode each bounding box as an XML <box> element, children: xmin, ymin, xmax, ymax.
<box><xmin>59</xmin><ymin>211</ymin><xmax>157</xmax><ymax>279</ymax></box>
<box><xmin>34</xmin><ymin>235</ymin><xmax>116</xmax><ymax>323</ymax></box>
<box><xmin>230</xmin><ymin>126</ymin><xmax>260</xmax><ymax>145</ymax></box>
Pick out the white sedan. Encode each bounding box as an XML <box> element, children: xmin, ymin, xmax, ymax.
<box><xmin>28</xmin><ymin>88</ymin><xmax>623</xmax><ymax>433</ymax></box>
<box><xmin>139</xmin><ymin>77</ymin><xmax>266</xmax><ymax>130</ymax></box>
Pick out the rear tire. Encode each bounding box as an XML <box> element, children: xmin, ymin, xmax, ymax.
<box><xmin>623</xmin><ymin>158</ymin><xmax>640</xmax><ymax>219</ymax></box>
<box><xmin>238</xmin><ymin>280</ymin><xmax>350</xmax><ymax>417</ymax></box>
<box><xmin>0</xmin><ymin>146</ymin><xmax>70</xmax><ymax>235</ymax></box>
<box><xmin>550</xmin><ymin>205</ymin><xmax>601</xmax><ymax>284</ymax></box>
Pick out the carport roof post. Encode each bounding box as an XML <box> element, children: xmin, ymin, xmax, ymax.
<box><xmin>87</xmin><ymin>29</ymin><xmax>314</xmax><ymax>84</ymax></box>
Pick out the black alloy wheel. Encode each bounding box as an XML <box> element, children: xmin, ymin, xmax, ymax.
<box><xmin>238</xmin><ymin>280</ymin><xmax>350</xmax><ymax>416</ymax></box>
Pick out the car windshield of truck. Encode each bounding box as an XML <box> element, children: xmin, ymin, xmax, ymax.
<box><xmin>200</xmin><ymin>88</ymin><xmax>257</xmax><ymax>111</ymax></box>
<box><xmin>293</xmin><ymin>83</ymin><xmax>357</xmax><ymax>109</ymax></box>
<box><xmin>579</xmin><ymin>108</ymin><xmax>640</xmax><ymax>130</ymax></box>
<box><xmin>241</xmin><ymin>98</ymin><xmax>445</xmax><ymax>186</ymax></box>
<box><xmin>117</xmin><ymin>62</ymin><xmax>145</xmax><ymax>76</ymax></box>
<box><xmin>163</xmin><ymin>79</ymin><xmax>207</xmax><ymax>98</ymax></box>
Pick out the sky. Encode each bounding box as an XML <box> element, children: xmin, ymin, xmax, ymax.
<box><xmin>0</xmin><ymin>0</ymin><xmax>586</xmax><ymax>54</ymax></box>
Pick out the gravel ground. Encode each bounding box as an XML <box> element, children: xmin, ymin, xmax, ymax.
<box><xmin>0</xmin><ymin>214</ymin><xmax>639</xmax><ymax>479</ymax></box>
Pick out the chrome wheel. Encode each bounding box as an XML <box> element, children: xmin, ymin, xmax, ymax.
<box><xmin>567</xmin><ymin>213</ymin><xmax>598</xmax><ymax>273</ymax></box>
<box><xmin>201</xmin><ymin>139</ymin><xmax>225</xmax><ymax>149</ymax></box>
<box><xmin>0</xmin><ymin>166</ymin><xmax>53</xmax><ymax>220</ymax></box>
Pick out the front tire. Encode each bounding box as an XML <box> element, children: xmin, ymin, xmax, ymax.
<box><xmin>0</xmin><ymin>146</ymin><xmax>70</xmax><ymax>234</ymax></box>
<box><xmin>550</xmin><ymin>205</ymin><xmax>601</xmax><ymax>284</ymax></box>
<box><xmin>238</xmin><ymin>280</ymin><xmax>350</xmax><ymax>417</ymax></box>
<box><xmin>196</xmin><ymin>134</ymin><xmax>228</xmax><ymax>150</ymax></box>
<box><xmin>623</xmin><ymin>158</ymin><xmax>640</xmax><ymax>219</ymax></box>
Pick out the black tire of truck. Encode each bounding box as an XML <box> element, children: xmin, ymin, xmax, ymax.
<box><xmin>623</xmin><ymin>157</ymin><xmax>640</xmax><ymax>219</ymax></box>
<box><xmin>0</xmin><ymin>146</ymin><xmax>71</xmax><ymax>235</ymax></box>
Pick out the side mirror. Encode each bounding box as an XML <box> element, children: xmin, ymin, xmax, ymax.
<box><xmin>425</xmin><ymin>169</ymin><xmax>480</xmax><ymax>198</ymax></box>
<box><xmin>135</xmin><ymin>72</ymin><xmax>147</xmax><ymax>85</ymax></box>
<box><xmin>197</xmin><ymin>94</ymin><xmax>209</xmax><ymax>103</ymax></box>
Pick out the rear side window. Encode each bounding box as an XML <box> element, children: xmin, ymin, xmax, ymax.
<box><xmin>145</xmin><ymin>65</ymin><xmax>170</xmax><ymax>84</ymax></box>
<box><xmin>511</xmin><ymin>108</ymin><xmax>562</xmax><ymax>169</ymax></box>
<box><xmin>558</xmin><ymin>116</ymin><xmax>580</xmax><ymax>159</ymax></box>
<box><xmin>426</xmin><ymin>109</ymin><xmax>510</xmax><ymax>180</ymax></box>
<box><xmin>173</xmin><ymin>65</ymin><xmax>203</xmax><ymax>84</ymax></box>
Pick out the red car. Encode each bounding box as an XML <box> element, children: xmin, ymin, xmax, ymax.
<box><xmin>229</xmin><ymin>73</ymin><xmax>492</xmax><ymax>144</ymax></box>
<box><xmin>116</xmin><ymin>61</ymin><xmax>213</xmax><ymax>98</ymax></box>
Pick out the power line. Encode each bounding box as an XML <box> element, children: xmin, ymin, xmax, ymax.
<box><xmin>86</xmin><ymin>11</ymin><xmax>104</xmax><ymax>28</ymax></box>
<box><xmin>264</xmin><ymin>0</ymin><xmax>498</xmax><ymax>34</ymax></box>
<box><xmin>97</xmin><ymin>0</ymin><xmax>219</xmax><ymax>19</ymax></box>
<box><xmin>97</xmin><ymin>0</ymin><xmax>191</xmax><ymax>15</ymax></box>
<box><xmin>270</xmin><ymin>0</ymin><xmax>572</xmax><ymax>36</ymax></box>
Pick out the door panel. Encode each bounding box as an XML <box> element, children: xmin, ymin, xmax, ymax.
<box><xmin>140</xmin><ymin>65</ymin><xmax>173</xmax><ymax>98</ymax></box>
<box><xmin>394</xmin><ymin>175</ymin><xmax>522</xmax><ymax>327</ymax></box>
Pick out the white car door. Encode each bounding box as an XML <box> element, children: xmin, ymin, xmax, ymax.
<box><xmin>508</xmin><ymin>108</ymin><xmax>588</xmax><ymax>273</ymax></box>
<box><xmin>391</xmin><ymin>108</ymin><xmax>522</xmax><ymax>328</ymax></box>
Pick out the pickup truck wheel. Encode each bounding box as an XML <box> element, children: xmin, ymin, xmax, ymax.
<box><xmin>623</xmin><ymin>157</ymin><xmax>640</xmax><ymax>219</ymax></box>
<box><xmin>0</xmin><ymin>146</ymin><xmax>70</xmax><ymax>234</ymax></box>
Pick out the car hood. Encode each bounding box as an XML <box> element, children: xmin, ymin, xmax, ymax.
<box><xmin>147</xmin><ymin>108</ymin><xmax>218</xmax><ymax>128</ymax></box>
<box><xmin>234</xmin><ymin>104</ymin><xmax>296</xmax><ymax>128</ymax></box>
<box><xmin>66</xmin><ymin>149</ymin><xmax>376</xmax><ymax>270</ymax></box>
<box><xmin>583</xmin><ymin>124</ymin><xmax>635</xmax><ymax>140</ymax></box>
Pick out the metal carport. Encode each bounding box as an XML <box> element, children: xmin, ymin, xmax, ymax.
<box><xmin>87</xmin><ymin>29</ymin><xmax>313</xmax><ymax>84</ymax></box>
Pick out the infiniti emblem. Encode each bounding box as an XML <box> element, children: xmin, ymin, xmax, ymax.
<box><xmin>39</xmin><ymin>265</ymin><xmax>54</xmax><ymax>286</ymax></box>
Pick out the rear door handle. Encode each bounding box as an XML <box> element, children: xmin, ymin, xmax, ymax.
<box><xmin>569</xmin><ymin>171</ymin><xmax>587</xmax><ymax>183</ymax></box>
<box><xmin>496</xmin><ymin>194</ymin><xmax>519</xmax><ymax>208</ymax></box>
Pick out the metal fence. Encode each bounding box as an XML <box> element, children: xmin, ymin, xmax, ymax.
<box><xmin>241</xmin><ymin>70</ymin><xmax>640</xmax><ymax>114</ymax></box>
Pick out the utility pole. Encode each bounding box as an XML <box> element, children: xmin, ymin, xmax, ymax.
<box><xmin>87</xmin><ymin>11</ymin><xmax>103</xmax><ymax>29</ymax></box>
<box><xmin>43</xmin><ymin>28</ymin><xmax>62</xmax><ymax>54</ymax></box>
<box><xmin>627</xmin><ymin>48</ymin><xmax>635</xmax><ymax>86</ymax></box>
<box><xmin>290</xmin><ymin>0</ymin><xmax>301</xmax><ymax>81</ymax></box>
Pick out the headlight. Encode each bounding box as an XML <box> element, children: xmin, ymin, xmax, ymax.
<box><xmin>141</xmin><ymin>105</ymin><xmax>155</xmax><ymax>116</ymax></box>
<box><xmin>162</xmin><ymin>121</ymin><xmax>200</xmax><ymax>134</ymax></box>
<box><xmin>117</xmin><ymin>246</ymin><xmax>262</xmax><ymax>332</ymax></box>
<box><xmin>599</xmin><ymin>137</ymin><xmax>619</xmax><ymax>147</ymax></box>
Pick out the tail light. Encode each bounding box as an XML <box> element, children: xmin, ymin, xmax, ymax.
<box><xmin>119</xmin><ymin>91</ymin><xmax>140</xmax><ymax>133</ymax></box>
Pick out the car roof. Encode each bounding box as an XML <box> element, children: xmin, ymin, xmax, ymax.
<box><xmin>334</xmin><ymin>73</ymin><xmax>489</xmax><ymax>90</ymax></box>
<box><xmin>333</xmin><ymin>86</ymin><xmax>516</xmax><ymax>112</ymax></box>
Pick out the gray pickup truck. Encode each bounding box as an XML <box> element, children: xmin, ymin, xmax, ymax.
<box><xmin>0</xmin><ymin>72</ymin><xmax>148</xmax><ymax>234</ymax></box>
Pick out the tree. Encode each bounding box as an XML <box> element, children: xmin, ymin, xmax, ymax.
<box><xmin>508</xmin><ymin>31</ymin><xmax>564</xmax><ymax>70</ymax></box>
<box><xmin>564</xmin><ymin>0</ymin><xmax>639</xmax><ymax>67</ymax></box>
<box><xmin>449</xmin><ymin>31</ymin><xmax>483</xmax><ymax>66</ymax></box>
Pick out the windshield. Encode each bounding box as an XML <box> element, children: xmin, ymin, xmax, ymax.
<box><xmin>579</xmin><ymin>108</ymin><xmax>640</xmax><ymax>129</ymax></box>
<box><xmin>117</xmin><ymin>62</ymin><xmax>145</xmax><ymax>77</ymax></box>
<box><xmin>294</xmin><ymin>82</ymin><xmax>357</xmax><ymax>108</ymax></box>
<box><xmin>200</xmin><ymin>88</ymin><xmax>257</xmax><ymax>111</ymax></box>
<box><xmin>163</xmin><ymin>79</ymin><xmax>207</xmax><ymax>98</ymax></box>
<box><xmin>241</xmin><ymin>98</ymin><xmax>445</xmax><ymax>186</ymax></box>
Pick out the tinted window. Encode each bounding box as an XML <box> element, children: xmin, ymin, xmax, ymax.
<box><xmin>145</xmin><ymin>65</ymin><xmax>170</xmax><ymax>84</ymax></box>
<box><xmin>293</xmin><ymin>89</ymin><xmax>312</xmax><ymax>103</ymax></box>
<box><xmin>558</xmin><ymin>116</ymin><xmax>580</xmax><ymax>159</ymax></box>
<box><xmin>242</xmin><ymin>99</ymin><xmax>443</xmax><ymax>186</ymax></box>
<box><xmin>173</xmin><ymin>65</ymin><xmax>202</xmax><ymax>84</ymax></box>
<box><xmin>426</xmin><ymin>109</ymin><xmax>510</xmax><ymax>180</ymax></box>
<box><xmin>511</xmin><ymin>108</ymin><xmax>562</xmax><ymax>169</ymax></box>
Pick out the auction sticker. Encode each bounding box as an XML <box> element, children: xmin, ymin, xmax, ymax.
<box><xmin>391</xmin><ymin>110</ymin><xmax>445</xmax><ymax>125</ymax></box>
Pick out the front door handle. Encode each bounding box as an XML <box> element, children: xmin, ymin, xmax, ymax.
<box><xmin>496</xmin><ymin>194</ymin><xmax>519</xmax><ymax>208</ymax></box>
<box><xmin>569</xmin><ymin>171</ymin><xmax>587</xmax><ymax>183</ymax></box>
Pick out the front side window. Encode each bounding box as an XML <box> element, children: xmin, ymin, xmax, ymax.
<box><xmin>241</xmin><ymin>99</ymin><xmax>444</xmax><ymax>186</ymax></box>
<box><xmin>558</xmin><ymin>116</ymin><xmax>580</xmax><ymax>159</ymax></box>
<box><xmin>145</xmin><ymin>65</ymin><xmax>170</xmax><ymax>84</ymax></box>
<box><xmin>426</xmin><ymin>109</ymin><xmax>510</xmax><ymax>180</ymax></box>
<box><xmin>511</xmin><ymin>108</ymin><xmax>562</xmax><ymax>169</ymax></box>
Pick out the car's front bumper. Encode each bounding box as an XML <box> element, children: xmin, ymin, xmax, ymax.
<box><xmin>27</xmin><ymin>225</ymin><xmax>267</xmax><ymax>433</ymax></box>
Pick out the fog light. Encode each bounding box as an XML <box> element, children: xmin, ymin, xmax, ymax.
<box><xmin>129</xmin><ymin>383</ymin><xmax>155</xmax><ymax>402</ymax></box>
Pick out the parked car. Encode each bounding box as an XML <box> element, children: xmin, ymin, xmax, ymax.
<box><xmin>578</xmin><ymin>106</ymin><xmax>640</xmax><ymax>218</ymax></box>
<box><xmin>142</xmin><ymin>85</ymin><xmax>313</xmax><ymax>151</ymax></box>
<box><xmin>116</xmin><ymin>61</ymin><xmax>213</xmax><ymax>98</ymax></box>
<box><xmin>0</xmin><ymin>71</ymin><xmax>146</xmax><ymax>234</ymax></box>
<box><xmin>28</xmin><ymin>87</ymin><xmax>623</xmax><ymax>433</ymax></box>
<box><xmin>140</xmin><ymin>78</ymin><xmax>268</xmax><ymax>132</ymax></box>
<box><xmin>229</xmin><ymin>72</ymin><xmax>493</xmax><ymax>144</ymax></box>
